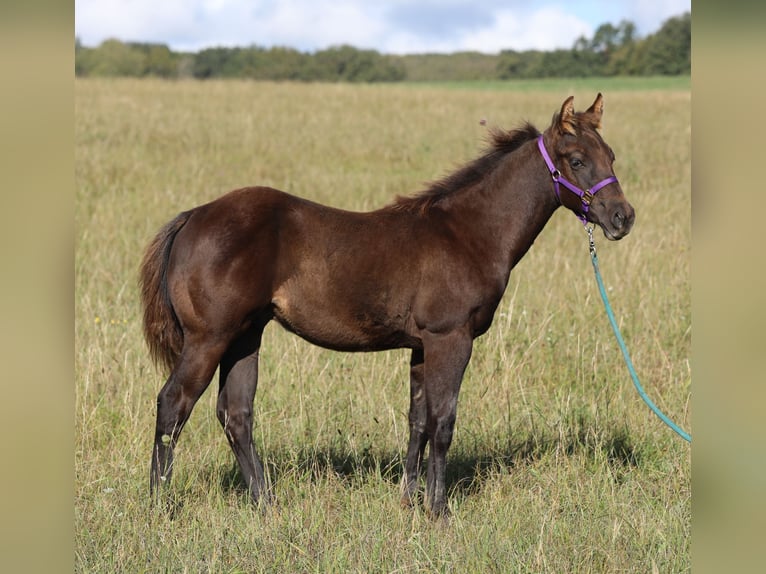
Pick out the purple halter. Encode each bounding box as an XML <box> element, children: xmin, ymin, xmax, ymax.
<box><xmin>536</xmin><ymin>135</ymin><xmax>618</xmax><ymax>225</ymax></box>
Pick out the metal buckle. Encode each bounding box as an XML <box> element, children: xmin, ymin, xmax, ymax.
<box><xmin>586</xmin><ymin>224</ymin><xmax>596</xmax><ymax>256</ymax></box>
<box><xmin>582</xmin><ymin>189</ymin><xmax>593</xmax><ymax>205</ymax></box>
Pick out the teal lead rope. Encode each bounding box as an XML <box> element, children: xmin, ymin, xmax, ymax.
<box><xmin>586</xmin><ymin>226</ymin><xmax>691</xmax><ymax>443</ymax></box>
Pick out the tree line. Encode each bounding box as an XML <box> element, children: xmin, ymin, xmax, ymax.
<box><xmin>75</xmin><ymin>12</ymin><xmax>689</xmax><ymax>82</ymax></box>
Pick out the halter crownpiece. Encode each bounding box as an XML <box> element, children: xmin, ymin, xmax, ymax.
<box><xmin>536</xmin><ymin>135</ymin><xmax>618</xmax><ymax>225</ymax></box>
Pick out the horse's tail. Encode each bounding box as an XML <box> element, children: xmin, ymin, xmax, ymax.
<box><xmin>139</xmin><ymin>211</ymin><xmax>192</xmax><ymax>374</ymax></box>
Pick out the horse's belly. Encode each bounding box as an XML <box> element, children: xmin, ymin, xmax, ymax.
<box><xmin>270</xmin><ymin>287</ymin><xmax>416</xmax><ymax>352</ymax></box>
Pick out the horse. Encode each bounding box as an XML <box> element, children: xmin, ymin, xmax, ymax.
<box><xmin>139</xmin><ymin>93</ymin><xmax>635</xmax><ymax>517</ymax></box>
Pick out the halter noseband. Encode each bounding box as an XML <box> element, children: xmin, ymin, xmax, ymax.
<box><xmin>536</xmin><ymin>135</ymin><xmax>618</xmax><ymax>225</ymax></box>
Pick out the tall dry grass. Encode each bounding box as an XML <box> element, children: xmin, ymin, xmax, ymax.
<box><xmin>76</xmin><ymin>78</ymin><xmax>690</xmax><ymax>573</ymax></box>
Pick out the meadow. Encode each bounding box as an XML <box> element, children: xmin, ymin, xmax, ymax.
<box><xmin>75</xmin><ymin>78</ymin><xmax>690</xmax><ymax>572</ymax></box>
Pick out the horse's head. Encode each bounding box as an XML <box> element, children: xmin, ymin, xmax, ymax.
<box><xmin>541</xmin><ymin>93</ymin><xmax>635</xmax><ymax>240</ymax></box>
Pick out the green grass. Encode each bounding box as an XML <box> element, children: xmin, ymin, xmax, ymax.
<box><xmin>75</xmin><ymin>79</ymin><xmax>690</xmax><ymax>572</ymax></box>
<box><xmin>405</xmin><ymin>75</ymin><xmax>691</xmax><ymax>92</ymax></box>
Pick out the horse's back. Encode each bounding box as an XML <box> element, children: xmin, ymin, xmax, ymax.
<box><xmin>163</xmin><ymin>186</ymin><xmax>419</xmax><ymax>350</ymax></box>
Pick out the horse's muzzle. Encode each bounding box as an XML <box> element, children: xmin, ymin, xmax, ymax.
<box><xmin>600</xmin><ymin>203</ymin><xmax>635</xmax><ymax>241</ymax></box>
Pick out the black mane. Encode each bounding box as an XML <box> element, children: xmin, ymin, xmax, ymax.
<box><xmin>390</xmin><ymin>122</ymin><xmax>541</xmax><ymax>213</ymax></box>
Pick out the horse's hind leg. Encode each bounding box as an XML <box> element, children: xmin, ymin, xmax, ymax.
<box><xmin>216</xmin><ymin>327</ymin><xmax>270</xmax><ymax>506</ymax></box>
<box><xmin>401</xmin><ymin>348</ymin><xmax>428</xmax><ymax>507</ymax></box>
<box><xmin>150</xmin><ymin>339</ymin><xmax>225</xmax><ymax>502</ymax></box>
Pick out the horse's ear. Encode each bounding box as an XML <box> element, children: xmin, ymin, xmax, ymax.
<box><xmin>585</xmin><ymin>93</ymin><xmax>604</xmax><ymax>129</ymax></box>
<box><xmin>558</xmin><ymin>96</ymin><xmax>577</xmax><ymax>135</ymax></box>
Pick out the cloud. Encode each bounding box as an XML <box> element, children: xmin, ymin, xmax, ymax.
<box><xmin>375</xmin><ymin>4</ymin><xmax>593</xmax><ymax>54</ymax></box>
<box><xmin>248</xmin><ymin>1</ymin><xmax>389</xmax><ymax>51</ymax></box>
<box><xmin>385</xmin><ymin>1</ymin><xmax>496</xmax><ymax>38</ymax></box>
<box><xmin>629</xmin><ymin>0</ymin><xmax>691</xmax><ymax>33</ymax></box>
<box><xmin>76</xmin><ymin>1</ymin><xmax>203</xmax><ymax>49</ymax></box>
<box><xmin>75</xmin><ymin>0</ymin><xmax>689</xmax><ymax>54</ymax></box>
<box><xmin>76</xmin><ymin>0</ymin><xmax>390</xmax><ymax>52</ymax></box>
<box><xmin>457</xmin><ymin>7</ymin><xmax>594</xmax><ymax>53</ymax></box>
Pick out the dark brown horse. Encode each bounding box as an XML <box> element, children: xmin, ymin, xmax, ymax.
<box><xmin>140</xmin><ymin>94</ymin><xmax>634</xmax><ymax>517</ymax></box>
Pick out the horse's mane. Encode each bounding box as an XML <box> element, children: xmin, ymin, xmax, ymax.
<box><xmin>388</xmin><ymin>122</ymin><xmax>541</xmax><ymax>213</ymax></box>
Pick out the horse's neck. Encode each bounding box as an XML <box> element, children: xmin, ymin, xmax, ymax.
<box><xmin>449</xmin><ymin>144</ymin><xmax>559</xmax><ymax>272</ymax></box>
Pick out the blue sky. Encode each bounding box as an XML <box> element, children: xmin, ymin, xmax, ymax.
<box><xmin>75</xmin><ymin>0</ymin><xmax>691</xmax><ymax>54</ymax></box>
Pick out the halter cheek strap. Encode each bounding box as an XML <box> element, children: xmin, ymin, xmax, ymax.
<box><xmin>537</xmin><ymin>135</ymin><xmax>618</xmax><ymax>225</ymax></box>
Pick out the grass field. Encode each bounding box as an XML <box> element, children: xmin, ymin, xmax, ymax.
<box><xmin>75</xmin><ymin>78</ymin><xmax>690</xmax><ymax>572</ymax></box>
<box><xmin>410</xmin><ymin>76</ymin><xmax>691</xmax><ymax>93</ymax></box>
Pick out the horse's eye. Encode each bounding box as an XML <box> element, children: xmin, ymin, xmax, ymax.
<box><xmin>570</xmin><ymin>158</ymin><xmax>584</xmax><ymax>169</ymax></box>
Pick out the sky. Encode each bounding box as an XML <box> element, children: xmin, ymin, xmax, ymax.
<box><xmin>75</xmin><ymin>0</ymin><xmax>691</xmax><ymax>55</ymax></box>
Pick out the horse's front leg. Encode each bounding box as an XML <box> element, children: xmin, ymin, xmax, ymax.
<box><xmin>401</xmin><ymin>349</ymin><xmax>427</xmax><ymax>507</ymax></box>
<box><xmin>422</xmin><ymin>329</ymin><xmax>473</xmax><ymax>518</ymax></box>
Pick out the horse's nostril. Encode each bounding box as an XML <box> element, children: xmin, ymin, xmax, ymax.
<box><xmin>613</xmin><ymin>211</ymin><xmax>624</xmax><ymax>228</ymax></box>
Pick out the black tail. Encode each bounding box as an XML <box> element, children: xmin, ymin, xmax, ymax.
<box><xmin>138</xmin><ymin>212</ymin><xmax>192</xmax><ymax>373</ymax></box>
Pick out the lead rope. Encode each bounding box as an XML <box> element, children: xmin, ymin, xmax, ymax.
<box><xmin>586</xmin><ymin>225</ymin><xmax>691</xmax><ymax>442</ymax></box>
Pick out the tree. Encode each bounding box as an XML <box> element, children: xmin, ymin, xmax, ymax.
<box><xmin>257</xmin><ymin>47</ymin><xmax>314</xmax><ymax>80</ymax></box>
<box><xmin>140</xmin><ymin>44</ymin><xmax>177</xmax><ymax>78</ymax></box>
<box><xmin>590</xmin><ymin>23</ymin><xmax>620</xmax><ymax>54</ymax></box>
<box><xmin>88</xmin><ymin>39</ymin><xmax>145</xmax><ymax>77</ymax></box>
<box><xmin>314</xmin><ymin>45</ymin><xmax>404</xmax><ymax>82</ymax></box>
<box><xmin>618</xmin><ymin>20</ymin><xmax>637</xmax><ymax>45</ymax></box>
<box><xmin>496</xmin><ymin>50</ymin><xmax>544</xmax><ymax>79</ymax></box>
<box><xmin>496</xmin><ymin>50</ymin><xmax>524</xmax><ymax>79</ymax></box>
<box><xmin>75</xmin><ymin>37</ymin><xmax>88</xmax><ymax>76</ymax></box>
<box><xmin>603</xmin><ymin>20</ymin><xmax>638</xmax><ymax>76</ymax></box>
<box><xmin>640</xmin><ymin>12</ymin><xmax>691</xmax><ymax>75</ymax></box>
<box><xmin>192</xmin><ymin>47</ymin><xmax>236</xmax><ymax>78</ymax></box>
